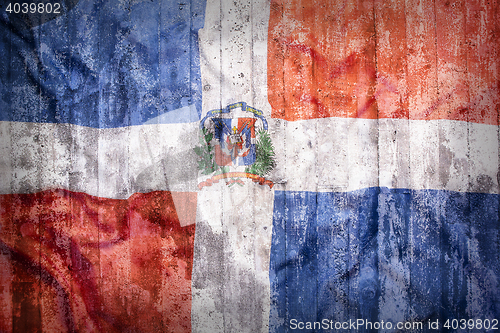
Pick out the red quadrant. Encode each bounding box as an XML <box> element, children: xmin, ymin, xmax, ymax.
<box><xmin>267</xmin><ymin>0</ymin><xmax>499</xmax><ymax>124</ymax></box>
<box><xmin>0</xmin><ymin>189</ymin><xmax>196</xmax><ymax>333</ymax></box>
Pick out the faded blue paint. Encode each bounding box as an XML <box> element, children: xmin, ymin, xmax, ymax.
<box><xmin>270</xmin><ymin>188</ymin><xmax>500</xmax><ymax>332</ymax></box>
<box><xmin>0</xmin><ymin>0</ymin><xmax>206</xmax><ymax>128</ymax></box>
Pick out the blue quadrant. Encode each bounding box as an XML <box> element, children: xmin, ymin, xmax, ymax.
<box><xmin>270</xmin><ymin>188</ymin><xmax>500</xmax><ymax>332</ymax></box>
<box><xmin>0</xmin><ymin>0</ymin><xmax>206</xmax><ymax>128</ymax></box>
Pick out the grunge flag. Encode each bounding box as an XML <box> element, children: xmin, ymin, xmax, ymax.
<box><xmin>1</xmin><ymin>0</ymin><xmax>500</xmax><ymax>332</ymax></box>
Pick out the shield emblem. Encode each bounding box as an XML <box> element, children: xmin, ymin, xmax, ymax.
<box><xmin>212</xmin><ymin>117</ymin><xmax>256</xmax><ymax>166</ymax></box>
<box><xmin>196</xmin><ymin>102</ymin><xmax>274</xmax><ymax>189</ymax></box>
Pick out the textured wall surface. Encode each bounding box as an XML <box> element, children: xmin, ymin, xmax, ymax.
<box><xmin>1</xmin><ymin>0</ymin><xmax>499</xmax><ymax>332</ymax></box>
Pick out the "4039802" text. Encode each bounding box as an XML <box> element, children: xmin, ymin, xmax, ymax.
<box><xmin>5</xmin><ymin>2</ymin><xmax>61</xmax><ymax>14</ymax></box>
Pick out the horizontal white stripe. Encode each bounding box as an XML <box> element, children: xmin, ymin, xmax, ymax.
<box><xmin>268</xmin><ymin>117</ymin><xmax>499</xmax><ymax>194</ymax></box>
<box><xmin>1</xmin><ymin>117</ymin><xmax>498</xmax><ymax>200</ymax></box>
<box><xmin>0</xmin><ymin>120</ymin><xmax>201</xmax><ymax>199</ymax></box>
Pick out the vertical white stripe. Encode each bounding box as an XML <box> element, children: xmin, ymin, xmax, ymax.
<box><xmin>193</xmin><ymin>0</ymin><xmax>273</xmax><ymax>332</ymax></box>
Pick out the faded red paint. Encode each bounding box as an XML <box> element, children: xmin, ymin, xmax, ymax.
<box><xmin>0</xmin><ymin>189</ymin><xmax>196</xmax><ymax>332</ymax></box>
<box><xmin>268</xmin><ymin>0</ymin><xmax>499</xmax><ymax>124</ymax></box>
<box><xmin>268</xmin><ymin>0</ymin><xmax>378</xmax><ymax>121</ymax></box>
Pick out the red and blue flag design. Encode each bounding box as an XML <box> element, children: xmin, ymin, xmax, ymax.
<box><xmin>1</xmin><ymin>0</ymin><xmax>499</xmax><ymax>332</ymax></box>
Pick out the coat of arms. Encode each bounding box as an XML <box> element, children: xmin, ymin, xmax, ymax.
<box><xmin>194</xmin><ymin>102</ymin><xmax>275</xmax><ymax>189</ymax></box>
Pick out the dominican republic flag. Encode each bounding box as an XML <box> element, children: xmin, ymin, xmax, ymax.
<box><xmin>1</xmin><ymin>0</ymin><xmax>499</xmax><ymax>332</ymax></box>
